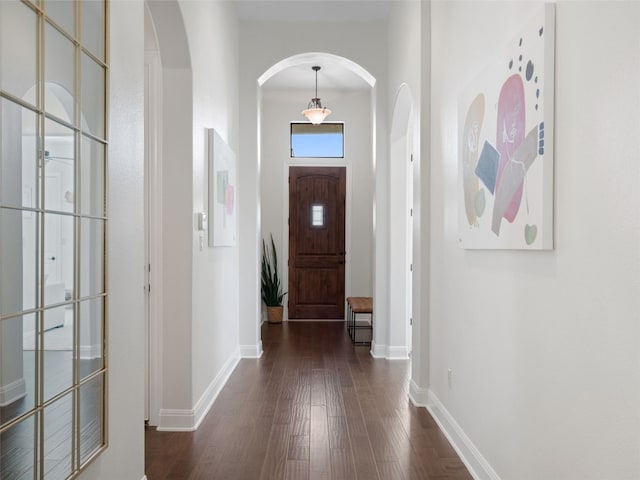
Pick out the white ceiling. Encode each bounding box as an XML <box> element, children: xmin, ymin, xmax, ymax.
<box><xmin>235</xmin><ymin>0</ymin><xmax>391</xmax><ymax>92</ymax></box>
<box><xmin>263</xmin><ymin>58</ymin><xmax>371</xmax><ymax>91</ymax></box>
<box><xmin>234</xmin><ymin>0</ymin><xmax>392</xmax><ymax>23</ymax></box>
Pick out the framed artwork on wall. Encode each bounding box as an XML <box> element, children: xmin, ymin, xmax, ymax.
<box><xmin>458</xmin><ymin>3</ymin><xmax>555</xmax><ymax>250</ymax></box>
<box><xmin>207</xmin><ymin>128</ymin><xmax>236</xmax><ymax>247</ymax></box>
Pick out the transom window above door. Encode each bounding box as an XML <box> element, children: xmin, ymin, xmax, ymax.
<box><xmin>290</xmin><ymin>122</ymin><xmax>344</xmax><ymax>158</ymax></box>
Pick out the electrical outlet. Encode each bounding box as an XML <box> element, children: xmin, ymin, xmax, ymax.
<box><xmin>447</xmin><ymin>368</ymin><xmax>453</xmax><ymax>388</ymax></box>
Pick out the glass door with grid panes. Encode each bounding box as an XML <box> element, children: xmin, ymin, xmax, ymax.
<box><xmin>0</xmin><ymin>0</ymin><xmax>108</xmax><ymax>478</ymax></box>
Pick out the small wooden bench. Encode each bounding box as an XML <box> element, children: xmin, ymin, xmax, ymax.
<box><xmin>346</xmin><ymin>296</ymin><xmax>373</xmax><ymax>345</ymax></box>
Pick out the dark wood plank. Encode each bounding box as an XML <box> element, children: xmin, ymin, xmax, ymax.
<box><xmin>145</xmin><ymin>322</ymin><xmax>473</xmax><ymax>480</ymax></box>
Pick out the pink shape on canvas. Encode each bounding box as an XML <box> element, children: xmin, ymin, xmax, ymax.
<box><xmin>495</xmin><ymin>74</ymin><xmax>525</xmax><ymax>223</ymax></box>
<box><xmin>225</xmin><ymin>185</ymin><xmax>234</xmax><ymax>215</ymax></box>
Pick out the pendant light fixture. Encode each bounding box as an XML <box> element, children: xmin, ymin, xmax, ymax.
<box><xmin>302</xmin><ymin>66</ymin><xmax>331</xmax><ymax>125</ymax></box>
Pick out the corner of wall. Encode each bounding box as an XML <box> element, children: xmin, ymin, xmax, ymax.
<box><xmin>408</xmin><ymin>379</ymin><xmax>428</xmax><ymax>407</ymax></box>
<box><xmin>239</xmin><ymin>341</ymin><xmax>263</xmax><ymax>359</ymax></box>
<box><xmin>426</xmin><ymin>390</ymin><xmax>501</xmax><ymax>480</ymax></box>
<box><xmin>369</xmin><ymin>342</ymin><xmax>410</xmax><ymax>360</ymax></box>
<box><xmin>370</xmin><ymin>340</ymin><xmax>386</xmax><ymax>358</ymax></box>
<box><xmin>157</xmin><ymin>346</ymin><xmax>241</xmax><ymax>431</ymax></box>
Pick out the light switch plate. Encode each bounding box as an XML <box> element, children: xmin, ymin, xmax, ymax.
<box><xmin>198</xmin><ymin>212</ymin><xmax>208</xmax><ymax>231</ymax></box>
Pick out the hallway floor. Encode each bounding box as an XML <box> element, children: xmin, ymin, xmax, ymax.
<box><xmin>145</xmin><ymin>322</ymin><xmax>472</xmax><ymax>479</ymax></box>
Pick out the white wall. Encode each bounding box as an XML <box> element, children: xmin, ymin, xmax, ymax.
<box><xmin>80</xmin><ymin>0</ymin><xmax>145</xmax><ymax>477</ymax></box>
<box><xmin>180</xmin><ymin>0</ymin><xmax>241</xmax><ymax>417</ymax></box>
<box><xmin>418</xmin><ymin>0</ymin><xmax>432</xmax><ymax>395</ymax></box>
<box><xmin>260</xmin><ymin>89</ymin><xmax>373</xmax><ymax>320</ymax></box>
<box><xmin>429</xmin><ymin>2</ymin><xmax>640</xmax><ymax>479</ymax></box>
<box><xmin>386</xmin><ymin>0</ymin><xmax>424</xmax><ymax>361</ymax></box>
<box><xmin>239</xmin><ymin>19</ymin><xmax>388</xmax><ymax>352</ymax></box>
<box><xmin>146</xmin><ymin>0</ymin><xmax>241</xmax><ymax>430</ymax></box>
<box><xmin>146</xmin><ymin>0</ymin><xmax>194</xmax><ymax>419</ymax></box>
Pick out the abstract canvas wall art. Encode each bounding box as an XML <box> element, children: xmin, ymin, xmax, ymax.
<box><xmin>208</xmin><ymin>128</ymin><xmax>236</xmax><ymax>247</ymax></box>
<box><xmin>458</xmin><ymin>4</ymin><xmax>555</xmax><ymax>249</ymax></box>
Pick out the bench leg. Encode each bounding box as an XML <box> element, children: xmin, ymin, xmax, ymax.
<box><xmin>352</xmin><ymin>312</ymin><xmax>372</xmax><ymax>346</ymax></box>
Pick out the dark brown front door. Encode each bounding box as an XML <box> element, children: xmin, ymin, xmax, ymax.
<box><xmin>288</xmin><ymin>166</ymin><xmax>346</xmax><ymax>319</ymax></box>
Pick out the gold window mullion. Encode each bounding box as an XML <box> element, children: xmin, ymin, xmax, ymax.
<box><xmin>73</xmin><ymin>0</ymin><xmax>81</xmax><ymax>472</ymax></box>
<box><xmin>36</xmin><ymin>2</ymin><xmax>45</xmax><ymax>478</ymax></box>
<box><xmin>102</xmin><ymin>0</ymin><xmax>110</xmax><ymax>452</ymax></box>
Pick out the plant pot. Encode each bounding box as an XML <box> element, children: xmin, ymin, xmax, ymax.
<box><xmin>267</xmin><ymin>306</ymin><xmax>284</xmax><ymax>324</ymax></box>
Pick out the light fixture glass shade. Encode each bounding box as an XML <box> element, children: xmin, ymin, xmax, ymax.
<box><xmin>302</xmin><ymin>66</ymin><xmax>331</xmax><ymax>125</ymax></box>
<box><xmin>302</xmin><ymin>106</ymin><xmax>332</xmax><ymax>125</ymax></box>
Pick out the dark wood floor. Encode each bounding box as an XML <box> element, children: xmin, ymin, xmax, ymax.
<box><xmin>145</xmin><ymin>322</ymin><xmax>472</xmax><ymax>480</ymax></box>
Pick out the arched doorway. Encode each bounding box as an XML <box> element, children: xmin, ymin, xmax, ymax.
<box><xmin>257</xmin><ymin>52</ymin><xmax>377</xmax><ymax>335</ymax></box>
<box><xmin>144</xmin><ymin>0</ymin><xmax>192</xmax><ymax>428</ymax></box>
<box><xmin>389</xmin><ymin>83</ymin><xmax>415</xmax><ymax>358</ymax></box>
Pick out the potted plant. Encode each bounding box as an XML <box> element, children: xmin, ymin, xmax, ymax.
<box><xmin>261</xmin><ymin>234</ymin><xmax>287</xmax><ymax>323</ymax></box>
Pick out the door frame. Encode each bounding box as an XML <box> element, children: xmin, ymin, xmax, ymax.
<box><xmin>144</xmin><ymin>47</ymin><xmax>163</xmax><ymax>426</ymax></box>
<box><xmin>281</xmin><ymin>162</ymin><xmax>352</xmax><ymax>322</ymax></box>
<box><xmin>387</xmin><ymin>83</ymin><xmax>415</xmax><ymax>359</ymax></box>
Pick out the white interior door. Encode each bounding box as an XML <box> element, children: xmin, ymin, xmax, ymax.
<box><xmin>143</xmin><ymin>59</ymin><xmax>151</xmax><ymax>422</ymax></box>
<box><xmin>406</xmin><ymin>149</ymin><xmax>414</xmax><ymax>356</ymax></box>
<box><xmin>44</xmin><ymin>172</ymin><xmax>62</xmax><ymax>284</ymax></box>
<box><xmin>144</xmin><ymin>46</ymin><xmax>161</xmax><ymax>425</ymax></box>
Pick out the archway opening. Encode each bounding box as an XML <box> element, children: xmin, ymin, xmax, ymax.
<box><xmin>389</xmin><ymin>83</ymin><xmax>414</xmax><ymax>357</ymax></box>
<box><xmin>257</xmin><ymin>52</ymin><xmax>377</xmax><ymax>337</ymax></box>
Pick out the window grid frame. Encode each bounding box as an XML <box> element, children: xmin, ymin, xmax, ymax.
<box><xmin>0</xmin><ymin>0</ymin><xmax>109</xmax><ymax>478</ymax></box>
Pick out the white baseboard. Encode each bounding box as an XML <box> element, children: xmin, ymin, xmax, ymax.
<box><xmin>426</xmin><ymin>390</ymin><xmax>501</xmax><ymax>480</ymax></box>
<box><xmin>387</xmin><ymin>346</ymin><xmax>410</xmax><ymax>359</ymax></box>
<box><xmin>192</xmin><ymin>348</ymin><xmax>240</xmax><ymax>430</ymax></box>
<box><xmin>141</xmin><ymin>476</ymin><xmax>148</xmax><ymax>480</ymax></box>
<box><xmin>157</xmin><ymin>408</ymin><xmax>195</xmax><ymax>432</ymax></box>
<box><xmin>0</xmin><ymin>377</ymin><xmax>26</xmax><ymax>407</ymax></box>
<box><xmin>239</xmin><ymin>341</ymin><xmax>263</xmax><ymax>358</ymax></box>
<box><xmin>157</xmin><ymin>347</ymin><xmax>240</xmax><ymax>431</ymax></box>
<box><xmin>369</xmin><ymin>341</ymin><xmax>410</xmax><ymax>360</ymax></box>
<box><xmin>370</xmin><ymin>340</ymin><xmax>385</xmax><ymax>358</ymax></box>
<box><xmin>80</xmin><ymin>344</ymin><xmax>101</xmax><ymax>360</ymax></box>
<box><xmin>408</xmin><ymin>379</ymin><xmax>429</xmax><ymax>407</ymax></box>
